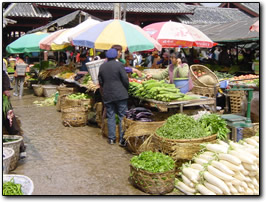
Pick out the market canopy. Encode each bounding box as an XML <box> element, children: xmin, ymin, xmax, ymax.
<box><xmin>143</xmin><ymin>21</ymin><xmax>217</xmax><ymax>48</ymax></box>
<box><xmin>72</xmin><ymin>19</ymin><xmax>162</xmax><ymax>52</ymax></box>
<box><xmin>6</xmin><ymin>32</ymin><xmax>50</xmax><ymax>54</ymax></box>
<box><xmin>193</xmin><ymin>17</ymin><xmax>259</xmax><ymax>44</ymax></box>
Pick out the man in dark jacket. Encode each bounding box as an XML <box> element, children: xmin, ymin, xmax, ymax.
<box><xmin>98</xmin><ymin>48</ymin><xmax>129</xmax><ymax>146</ymax></box>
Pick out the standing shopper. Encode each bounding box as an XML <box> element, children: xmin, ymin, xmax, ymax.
<box><xmin>98</xmin><ymin>48</ymin><xmax>129</xmax><ymax>146</ymax></box>
<box><xmin>13</xmin><ymin>54</ymin><xmax>27</xmax><ymax>98</ymax></box>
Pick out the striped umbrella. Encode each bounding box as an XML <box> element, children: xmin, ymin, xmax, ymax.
<box><xmin>72</xmin><ymin>19</ymin><xmax>162</xmax><ymax>52</ymax></box>
<box><xmin>6</xmin><ymin>32</ymin><xmax>50</xmax><ymax>53</ymax></box>
<box><xmin>143</xmin><ymin>21</ymin><xmax>217</xmax><ymax>48</ymax></box>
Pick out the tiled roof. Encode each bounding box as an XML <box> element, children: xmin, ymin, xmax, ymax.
<box><xmin>193</xmin><ymin>17</ymin><xmax>259</xmax><ymax>43</ymax></box>
<box><xmin>36</xmin><ymin>3</ymin><xmax>194</xmax><ymax>14</ymax></box>
<box><xmin>4</xmin><ymin>3</ymin><xmax>52</xmax><ymax>18</ymax></box>
<box><xmin>177</xmin><ymin>5</ymin><xmax>252</xmax><ymax>25</ymax></box>
<box><xmin>240</xmin><ymin>3</ymin><xmax>259</xmax><ymax>15</ymax></box>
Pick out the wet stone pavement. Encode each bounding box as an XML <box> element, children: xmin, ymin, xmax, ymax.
<box><xmin>9</xmin><ymin>88</ymin><xmax>182</xmax><ymax>196</ymax></box>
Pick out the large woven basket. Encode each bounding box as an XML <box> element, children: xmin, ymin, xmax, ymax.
<box><xmin>63</xmin><ymin>96</ymin><xmax>92</xmax><ymax>111</ymax></box>
<box><xmin>3</xmin><ymin>135</ymin><xmax>23</xmax><ymax>171</ymax></box>
<box><xmin>123</xmin><ymin>117</ymin><xmax>166</xmax><ymax>154</ymax></box>
<box><xmin>130</xmin><ymin>165</ymin><xmax>175</xmax><ymax>195</ymax></box>
<box><xmin>152</xmin><ymin>133</ymin><xmax>217</xmax><ymax>161</ymax></box>
<box><xmin>190</xmin><ymin>64</ymin><xmax>219</xmax><ymax>87</ymax></box>
<box><xmin>228</xmin><ymin>90</ymin><xmax>245</xmax><ymax>114</ymax></box>
<box><xmin>243</xmin><ymin>123</ymin><xmax>259</xmax><ymax>139</ymax></box>
<box><xmin>32</xmin><ymin>84</ymin><xmax>43</xmax><ymax>97</ymax></box>
<box><xmin>191</xmin><ymin>85</ymin><xmax>218</xmax><ymax>98</ymax></box>
<box><xmin>102</xmin><ymin>119</ymin><xmax>120</xmax><ymax>140</ymax></box>
<box><xmin>61</xmin><ymin>106</ymin><xmax>88</xmax><ymax>127</ymax></box>
<box><xmin>56</xmin><ymin>86</ymin><xmax>76</xmax><ymax>112</ymax></box>
<box><xmin>3</xmin><ymin>147</ymin><xmax>15</xmax><ymax>174</ymax></box>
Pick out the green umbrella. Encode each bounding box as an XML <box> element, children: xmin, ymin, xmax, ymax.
<box><xmin>6</xmin><ymin>32</ymin><xmax>50</xmax><ymax>54</ymax></box>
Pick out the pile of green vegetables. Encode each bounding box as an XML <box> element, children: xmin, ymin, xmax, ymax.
<box><xmin>131</xmin><ymin>151</ymin><xmax>175</xmax><ymax>173</ymax></box>
<box><xmin>198</xmin><ymin>113</ymin><xmax>230</xmax><ymax>140</ymax></box>
<box><xmin>214</xmin><ymin>71</ymin><xmax>234</xmax><ymax>80</ymax></box>
<box><xmin>82</xmin><ymin>74</ymin><xmax>92</xmax><ymax>84</ymax></box>
<box><xmin>67</xmin><ymin>93</ymin><xmax>91</xmax><ymax>100</ymax></box>
<box><xmin>3</xmin><ymin>178</ymin><xmax>23</xmax><ymax>195</ymax></box>
<box><xmin>131</xmin><ymin>72</ymin><xmax>146</xmax><ymax>79</ymax></box>
<box><xmin>156</xmin><ymin>113</ymin><xmax>229</xmax><ymax>140</ymax></box>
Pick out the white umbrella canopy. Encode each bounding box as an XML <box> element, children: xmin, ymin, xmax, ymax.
<box><xmin>52</xmin><ymin>18</ymin><xmax>100</xmax><ymax>46</ymax></box>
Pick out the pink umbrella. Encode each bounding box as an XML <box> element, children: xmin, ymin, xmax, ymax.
<box><xmin>249</xmin><ymin>20</ymin><xmax>259</xmax><ymax>32</ymax></box>
<box><xmin>39</xmin><ymin>29</ymin><xmax>69</xmax><ymax>50</ymax></box>
<box><xmin>143</xmin><ymin>21</ymin><xmax>217</xmax><ymax>48</ymax></box>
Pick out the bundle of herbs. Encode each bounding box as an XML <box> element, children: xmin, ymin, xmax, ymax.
<box><xmin>130</xmin><ymin>151</ymin><xmax>175</xmax><ymax>173</ymax></box>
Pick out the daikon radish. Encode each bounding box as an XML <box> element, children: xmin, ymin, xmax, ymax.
<box><xmin>207</xmin><ymin>165</ymin><xmax>234</xmax><ymax>181</ymax></box>
<box><xmin>198</xmin><ymin>154</ymin><xmax>215</xmax><ymax>161</ymax></box>
<box><xmin>194</xmin><ymin>157</ymin><xmax>209</xmax><ymax>165</ymax></box>
<box><xmin>228</xmin><ymin>150</ymin><xmax>254</xmax><ymax>164</ymax></box>
<box><xmin>248</xmin><ymin>183</ymin><xmax>255</xmax><ymax>189</ymax></box>
<box><xmin>203</xmin><ymin>171</ymin><xmax>230</xmax><ymax>195</ymax></box>
<box><xmin>235</xmin><ymin>185</ymin><xmax>244</xmax><ymax>193</ymax></box>
<box><xmin>245</xmin><ymin>138</ymin><xmax>259</xmax><ymax>147</ymax></box>
<box><xmin>242</xmin><ymin>163</ymin><xmax>257</xmax><ymax>171</ymax></box>
<box><xmin>217</xmin><ymin>140</ymin><xmax>230</xmax><ymax>148</ymax></box>
<box><xmin>241</xmin><ymin>181</ymin><xmax>248</xmax><ymax>189</ymax></box>
<box><xmin>182</xmin><ymin>174</ymin><xmax>194</xmax><ymax>188</ymax></box>
<box><xmin>244</xmin><ymin>148</ymin><xmax>259</xmax><ymax>157</ymax></box>
<box><xmin>251</xmin><ymin>177</ymin><xmax>259</xmax><ymax>189</ymax></box>
<box><xmin>211</xmin><ymin>160</ymin><xmax>235</xmax><ymax>176</ymax></box>
<box><xmin>240</xmin><ymin>168</ymin><xmax>249</xmax><ymax>176</ymax></box>
<box><xmin>218</xmin><ymin>153</ymin><xmax>241</xmax><ymax>165</ymax></box>
<box><xmin>176</xmin><ymin>181</ymin><xmax>196</xmax><ymax>193</ymax></box>
<box><xmin>204</xmin><ymin>181</ymin><xmax>223</xmax><ymax>195</ymax></box>
<box><xmin>219</xmin><ymin>160</ymin><xmax>242</xmax><ymax>171</ymax></box>
<box><xmin>231</xmin><ymin>178</ymin><xmax>241</xmax><ymax>186</ymax></box>
<box><xmin>190</xmin><ymin>163</ymin><xmax>204</xmax><ymax>171</ymax></box>
<box><xmin>234</xmin><ymin>172</ymin><xmax>245</xmax><ymax>181</ymax></box>
<box><xmin>196</xmin><ymin>184</ymin><xmax>216</xmax><ymax>195</ymax></box>
<box><xmin>254</xmin><ymin>158</ymin><xmax>259</xmax><ymax>165</ymax></box>
<box><xmin>226</xmin><ymin>182</ymin><xmax>238</xmax><ymax>194</ymax></box>
<box><xmin>232</xmin><ymin>148</ymin><xmax>257</xmax><ymax>162</ymax></box>
<box><xmin>206</xmin><ymin>144</ymin><xmax>228</xmax><ymax>153</ymax></box>
<box><xmin>182</xmin><ymin>167</ymin><xmax>200</xmax><ymax>183</ymax></box>
<box><xmin>175</xmin><ymin>184</ymin><xmax>194</xmax><ymax>195</ymax></box>
<box><xmin>202</xmin><ymin>151</ymin><xmax>215</xmax><ymax>156</ymax></box>
<box><xmin>242</xmin><ymin>142</ymin><xmax>256</xmax><ymax>149</ymax></box>
<box><xmin>250</xmin><ymin>135</ymin><xmax>259</xmax><ymax>142</ymax></box>
<box><xmin>245</xmin><ymin>187</ymin><xmax>254</xmax><ymax>195</ymax></box>
<box><xmin>248</xmin><ymin>171</ymin><xmax>257</xmax><ymax>177</ymax></box>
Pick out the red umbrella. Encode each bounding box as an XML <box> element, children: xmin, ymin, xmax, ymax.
<box><xmin>249</xmin><ymin>20</ymin><xmax>259</xmax><ymax>32</ymax></box>
<box><xmin>143</xmin><ymin>21</ymin><xmax>217</xmax><ymax>48</ymax></box>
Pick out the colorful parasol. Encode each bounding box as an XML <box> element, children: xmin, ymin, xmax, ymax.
<box><xmin>143</xmin><ymin>21</ymin><xmax>217</xmax><ymax>48</ymax></box>
<box><xmin>72</xmin><ymin>19</ymin><xmax>162</xmax><ymax>52</ymax></box>
<box><xmin>6</xmin><ymin>32</ymin><xmax>50</xmax><ymax>53</ymax></box>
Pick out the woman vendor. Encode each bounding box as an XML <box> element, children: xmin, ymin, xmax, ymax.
<box><xmin>146</xmin><ymin>53</ymin><xmax>193</xmax><ymax>89</ymax></box>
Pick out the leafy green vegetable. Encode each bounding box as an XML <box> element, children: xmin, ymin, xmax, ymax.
<box><xmin>156</xmin><ymin>114</ymin><xmax>207</xmax><ymax>139</ymax></box>
<box><xmin>3</xmin><ymin>95</ymin><xmax>11</xmax><ymax>117</ymax></box>
<box><xmin>82</xmin><ymin>74</ymin><xmax>92</xmax><ymax>84</ymax></box>
<box><xmin>131</xmin><ymin>151</ymin><xmax>175</xmax><ymax>173</ymax></box>
<box><xmin>198</xmin><ymin>114</ymin><xmax>230</xmax><ymax>140</ymax></box>
<box><xmin>67</xmin><ymin>93</ymin><xmax>91</xmax><ymax>100</ymax></box>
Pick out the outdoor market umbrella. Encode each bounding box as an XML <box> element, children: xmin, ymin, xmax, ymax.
<box><xmin>39</xmin><ymin>29</ymin><xmax>70</xmax><ymax>51</ymax></box>
<box><xmin>143</xmin><ymin>21</ymin><xmax>217</xmax><ymax>48</ymax></box>
<box><xmin>249</xmin><ymin>20</ymin><xmax>259</xmax><ymax>32</ymax></box>
<box><xmin>72</xmin><ymin>19</ymin><xmax>162</xmax><ymax>52</ymax></box>
<box><xmin>6</xmin><ymin>32</ymin><xmax>50</xmax><ymax>54</ymax></box>
<box><xmin>52</xmin><ymin>18</ymin><xmax>100</xmax><ymax>46</ymax></box>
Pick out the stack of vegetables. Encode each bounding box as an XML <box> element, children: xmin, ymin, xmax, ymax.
<box><xmin>39</xmin><ymin>65</ymin><xmax>76</xmax><ymax>80</ymax></box>
<box><xmin>214</xmin><ymin>71</ymin><xmax>234</xmax><ymax>80</ymax></box>
<box><xmin>129</xmin><ymin>79</ymin><xmax>197</xmax><ymax>102</ymax></box>
<box><xmin>156</xmin><ymin>113</ymin><xmax>229</xmax><ymax>140</ymax></box>
<box><xmin>230</xmin><ymin>74</ymin><xmax>259</xmax><ymax>87</ymax></box>
<box><xmin>131</xmin><ymin>72</ymin><xmax>146</xmax><ymax>80</ymax></box>
<box><xmin>126</xmin><ymin>107</ymin><xmax>153</xmax><ymax>122</ymax></box>
<box><xmin>67</xmin><ymin>93</ymin><xmax>91</xmax><ymax>100</ymax></box>
<box><xmin>175</xmin><ymin>136</ymin><xmax>259</xmax><ymax>195</ymax></box>
<box><xmin>33</xmin><ymin>95</ymin><xmax>56</xmax><ymax>106</ymax></box>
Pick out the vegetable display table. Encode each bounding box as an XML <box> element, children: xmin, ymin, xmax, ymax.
<box><xmin>132</xmin><ymin>94</ymin><xmax>216</xmax><ymax>113</ymax></box>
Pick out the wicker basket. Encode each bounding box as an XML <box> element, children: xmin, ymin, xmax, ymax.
<box><xmin>3</xmin><ymin>174</ymin><xmax>34</xmax><ymax>195</ymax></box>
<box><xmin>152</xmin><ymin>133</ymin><xmax>217</xmax><ymax>161</ymax></box>
<box><xmin>190</xmin><ymin>64</ymin><xmax>219</xmax><ymax>87</ymax></box>
<box><xmin>61</xmin><ymin>106</ymin><xmax>88</xmax><ymax>127</ymax></box>
<box><xmin>62</xmin><ymin>96</ymin><xmax>92</xmax><ymax>111</ymax></box>
<box><xmin>124</xmin><ymin>118</ymin><xmax>166</xmax><ymax>154</ymax></box>
<box><xmin>32</xmin><ymin>84</ymin><xmax>43</xmax><ymax>97</ymax></box>
<box><xmin>191</xmin><ymin>85</ymin><xmax>218</xmax><ymax>98</ymax></box>
<box><xmin>3</xmin><ymin>147</ymin><xmax>15</xmax><ymax>174</ymax></box>
<box><xmin>3</xmin><ymin>135</ymin><xmax>23</xmax><ymax>171</ymax></box>
<box><xmin>243</xmin><ymin>123</ymin><xmax>259</xmax><ymax>139</ymax></box>
<box><xmin>130</xmin><ymin>165</ymin><xmax>175</xmax><ymax>195</ymax></box>
<box><xmin>102</xmin><ymin>119</ymin><xmax>120</xmax><ymax>140</ymax></box>
<box><xmin>56</xmin><ymin>86</ymin><xmax>76</xmax><ymax>112</ymax></box>
<box><xmin>228</xmin><ymin>90</ymin><xmax>245</xmax><ymax>114</ymax></box>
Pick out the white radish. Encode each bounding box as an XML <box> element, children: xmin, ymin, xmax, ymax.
<box><xmin>176</xmin><ymin>181</ymin><xmax>196</xmax><ymax>193</ymax></box>
<box><xmin>245</xmin><ymin>187</ymin><xmax>254</xmax><ymax>195</ymax></box>
<box><xmin>190</xmin><ymin>163</ymin><xmax>204</xmax><ymax>171</ymax></box>
<box><xmin>194</xmin><ymin>157</ymin><xmax>208</xmax><ymax>165</ymax></box>
<box><xmin>249</xmin><ymin>171</ymin><xmax>258</xmax><ymax>177</ymax></box>
<box><xmin>206</xmin><ymin>144</ymin><xmax>228</xmax><ymax>153</ymax></box>
<box><xmin>182</xmin><ymin>167</ymin><xmax>200</xmax><ymax>183</ymax></box>
<box><xmin>241</xmin><ymin>181</ymin><xmax>248</xmax><ymax>189</ymax></box>
<box><xmin>231</xmin><ymin>178</ymin><xmax>241</xmax><ymax>186</ymax></box>
<box><xmin>235</xmin><ymin>185</ymin><xmax>244</xmax><ymax>193</ymax></box>
<box><xmin>217</xmin><ymin>139</ymin><xmax>229</xmax><ymax>148</ymax></box>
<box><xmin>251</xmin><ymin>177</ymin><xmax>259</xmax><ymax>189</ymax></box>
<box><xmin>228</xmin><ymin>150</ymin><xmax>254</xmax><ymax>164</ymax></box>
<box><xmin>250</xmin><ymin>135</ymin><xmax>259</xmax><ymax>142</ymax></box>
<box><xmin>203</xmin><ymin>171</ymin><xmax>230</xmax><ymax>195</ymax></box>
<box><xmin>232</xmin><ymin>148</ymin><xmax>257</xmax><ymax>162</ymax></box>
<box><xmin>175</xmin><ymin>184</ymin><xmax>194</xmax><ymax>195</ymax></box>
<box><xmin>181</xmin><ymin>174</ymin><xmax>194</xmax><ymax>188</ymax></box>
<box><xmin>218</xmin><ymin>153</ymin><xmax>241</xmax><ymax>165</ymax></box>
<box><xmin>240</xmin><ymin>168</ymin><xmax>249</xmax><ymax>176</ymax></box>
<box><xmin>211</xmin><ymin>160</ymin><xmax>235</xmax><ymax>176</ymax></box>
<box><xmin>202</xmin><ymin>151</ymin><xmax>215</xmax><ymax>156</ymax></box>
<box><xmin>196</xmin><ymin>184</ymin><xmax>216</xmax><ymax>195</ymax></box>
<box><xmin>207</xmin><ymin>165</ymin><xmax>234</xmax><ymax>181</ymax></box>
<box><xmin>242</xmin><ymin>163</ymin><xmax>257</xmax><ymax>171</ymax></box>
<box><xmin>219</xmin><ymin>160</ymin><xmax>242</xmax><ymax>171</ymax></box>
<box><xmin>198</xmin><ymin>154</ymin><xmax>215</xmax><ymax>161</ymax></box>
<box><xmin>204</xmin><ymin>181</ymin><xmax>223</xmax><ymax>195</ymax></box>
<box><xmin>234</xmin><ymin>172</ymin><xmax>245</xmax><ymax>181</ymax></box>
<box><xmin>245</xmin><ymin>138</ymin><xmax>259</xmax><ymax>147</ymax></box>
<box><xmin>226</xmin><ymin>182</ymin><xmax>238</xmax><ymax>194</ymax></box>
<box><xmin>248</xmin><ymin>183</ymin><xmax>255</xmax><ymax>189</ymax></box>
